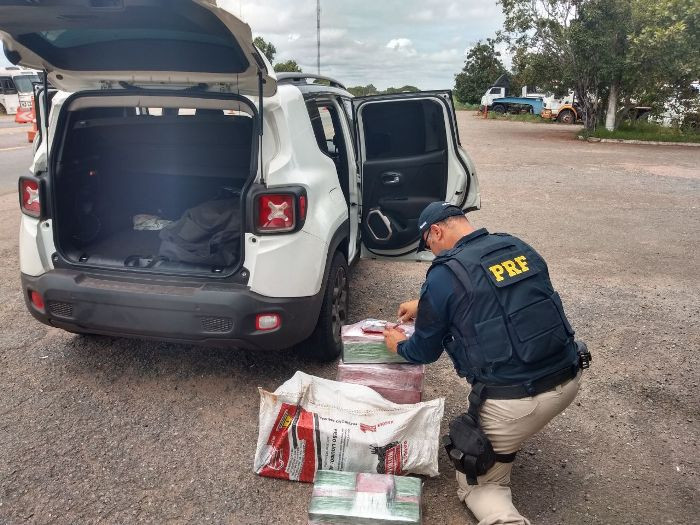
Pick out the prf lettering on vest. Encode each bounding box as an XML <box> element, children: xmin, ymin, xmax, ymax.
<box><xmin>489</xmin><ymin>255</ymin><xmax>529</xmax><ymax>282</ymax></box>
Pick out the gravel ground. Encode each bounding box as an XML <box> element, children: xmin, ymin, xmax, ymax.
<box><xmin>0</xmin><ymin>115</ymin><xmax>698</xmax><ymax>524</ymax></box>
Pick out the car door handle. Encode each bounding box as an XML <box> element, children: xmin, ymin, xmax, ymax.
<box><xmin>381</xmin><ymin>172</ymin><xmax>402</xmax><ymax>185</ymax></box>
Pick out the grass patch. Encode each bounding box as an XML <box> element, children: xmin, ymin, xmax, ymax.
<box><xmin>580</xmin><ymin>121</ymin><xmax>700</xmax><ymax>143</ymax></box>
<box><xmin>452</xmin><ymin>98</ymin><xmax>480</xmax><ymax>111</ymax></box>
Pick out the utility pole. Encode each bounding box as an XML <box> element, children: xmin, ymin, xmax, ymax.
<box><xmin>316</xmin><ymin>0</ymin><xmax>321</xmax><ymax>74</ymax></box>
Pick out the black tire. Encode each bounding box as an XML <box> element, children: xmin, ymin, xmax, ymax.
<box><xmin>557</xmin><ymin>109</ymin><xmax>576</xmax><ymax>124</ymax></box>
<box><xmin>296</xmin><ymin>251</ymin><xmax>349</xmax><ymax>362</ymax></box>
<box><xmin>492</xmin><ymin>104</ymin><xmax>506</xmax><ymax>114</ymax></box>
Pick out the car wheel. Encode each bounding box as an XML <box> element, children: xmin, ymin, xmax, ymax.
<box><xmin>558</xmin><ymin>109</ymin><xmax>575</xmax><ymax>124</ymax></box>
<box><xmin>296</xmin><ymin>251</ymin><xmax>349</xmax><ymax>362</ymax></box>
<box><xmin>492</xmin><ymin>104</ymin><xmax>506</xmax><ymax>114</ymax></box>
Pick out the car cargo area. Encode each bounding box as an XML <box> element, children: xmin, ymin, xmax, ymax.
<box><xmin>53</xmin><ymin>102</ymin><xmax>255</xmax><ymax>276</ymax></box>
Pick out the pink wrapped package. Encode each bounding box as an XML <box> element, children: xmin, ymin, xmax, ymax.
<box><xmin>337</xmin><ymin>361</ymin><xmax>425</xmax><ymax>405</ymax></box>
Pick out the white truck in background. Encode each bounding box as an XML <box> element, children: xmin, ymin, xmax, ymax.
<box><xmin>541</xmin><ymin>91</ymin><xmax>579</xmax><ymax>124</ymax></box>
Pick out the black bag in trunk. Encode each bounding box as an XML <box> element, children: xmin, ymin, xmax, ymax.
<box><xmin>158</xmin><ymin>198</ymin><xmax>241</xmax><ymax>267</ymax></box>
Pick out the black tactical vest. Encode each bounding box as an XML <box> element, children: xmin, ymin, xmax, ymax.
<box><xmin>431</xmin><ymin>231</ymin><xmax>578</xmax><ymax>387</ymax></box>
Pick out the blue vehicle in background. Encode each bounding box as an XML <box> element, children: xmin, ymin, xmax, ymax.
<box><xmin>480</xmin><ymin>82</ymin><xmax>546</xmax><ymax>115</ymax></box>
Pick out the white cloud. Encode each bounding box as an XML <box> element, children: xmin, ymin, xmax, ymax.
<box><xmin>386</xmin><ymin>38</ymin><xmax>417</xmax><ymax>57</ymax></box>
<box><xmin>288</xmin><ymin>33</ymin><xmax>300</xmax><ymax>42</ymax></box>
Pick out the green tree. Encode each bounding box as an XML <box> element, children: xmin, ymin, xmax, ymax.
<box><xmin>500</xmin><ymin>0</ymin><xmax>608</xmax><ymax>128</ymax></box>
<box><xmin>454</xmin><ymin>39</ymin><xmax>507</xmax><ymax>105</ymax></box>
<box><xmin>499</xmin><ymin>0</ymin><xmax>700</xmax><ymax>129</ymax></box>
<box><xmin>384</xmin><ymin>85</ymin><xmax>420</xmax><ymax>94</ymax></box>
<box><xmin>347</xmin><ymin>84</ymin><xmax>379</xmax><ymax>96</ymax></box>
<box><xmin>273</xmin><ymin>60</ymin><xmax>303</xmax><ymax>73</ymax></box>
<box><xmin>623</xmin><ymin>0</ymin><xmax>700</xmax><ymax>123</ymax></box>
<box><xmin>253</xmin><ymin>36</ymin><xmax>276</xmax><ymax>63</ymax></box>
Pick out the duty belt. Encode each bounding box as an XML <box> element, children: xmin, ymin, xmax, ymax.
<box><xmin>482</xmin><ymin>365</ymin><xmax>579</xmax><ymax>400</ymax></box>
<box><xmin>480</xmin><ymin>341</ymin><xmax>591</xmax><ymax>400</ymax></box>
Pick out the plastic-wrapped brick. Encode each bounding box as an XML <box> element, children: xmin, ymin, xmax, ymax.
<box><xmin>308</xmin><ymin>470</ymin><xmax>422</xmax><ymax>524</ymax></box>
<box><xmin>341</xmin><ymin>319</ymin><xmax>415</xmax><ymax>364</ymax></box>
<box><xmin>336</xmin><ymin>361</ymin><xmax>425</xmax><ymax>404</ymax></box>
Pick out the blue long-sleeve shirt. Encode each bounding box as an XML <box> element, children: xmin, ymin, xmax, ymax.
<box><xmin>396</xmin><ymin>230</ymin><xmax>485</xmax><ymax>364</ymax></box>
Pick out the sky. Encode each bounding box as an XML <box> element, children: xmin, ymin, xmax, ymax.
<box><xmin>1</xmin><ymin>0</ymin><xmax>508</xmax><ymax>90</ymax></box>
<box><xmin>228</xmin><ymin>0</ymin><xmax>508</xmax><ymax>90</ymax></box>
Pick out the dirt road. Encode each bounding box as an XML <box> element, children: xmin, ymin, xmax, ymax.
<box><xmin>0</xmin><ymin>115</ymin><xmax>697</xmax><ymax>524</ymax></box>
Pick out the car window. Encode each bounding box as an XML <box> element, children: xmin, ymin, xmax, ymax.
<box><xmin>306</xmin><ymin>99</ymin><xmax>353</xmax><ymax>162</ymax></box>
<box><xmin>489</xmin><ymin>87</ymin><xmax>501</xmax><ymax>94</ymax></box>
<box><xmin>318</xmin><ymin>107</ymin><xmax>337</xmax><ymax>154</ymax></box>
<box><xmin>305</xmin><ymin>101</ymin><xmax>328</xmax><ymax>154</ymax></box>
<box><xmin>361</xmin><ymin>99</ymin><xmax>446</xmax><ymax>160</ymax></box>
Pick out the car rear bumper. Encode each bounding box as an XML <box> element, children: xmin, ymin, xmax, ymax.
<box><xmin>21</xmin><ymin>270</ymin><xmax>322</xmax><ymax>350</ymax></box>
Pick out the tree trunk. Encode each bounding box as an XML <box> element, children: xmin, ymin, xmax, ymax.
<box><xmin>576</xmin><ymin>85</ymin><xmax>597</xmax><ymax>131</ymax></box>
<box><xmin>605</xmin><ymin>81</ymin><xmax>619</xmax><ymax>131</ymax></box>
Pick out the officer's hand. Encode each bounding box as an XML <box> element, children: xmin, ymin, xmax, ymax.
<box><xmin>384</xmin><ymin>327</ymin><xmax>408</xmax><ymax>353</ymax></box>
<box><xmin>397</xmin><ymin>300</ymin><xmax>419</xmax><ymax>323</ymax></box>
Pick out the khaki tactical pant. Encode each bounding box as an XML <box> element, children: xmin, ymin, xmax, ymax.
<box><xmin>456</xmin><ymin>371</ymin><xmax>582</xmax><ymax>525</ymax></box>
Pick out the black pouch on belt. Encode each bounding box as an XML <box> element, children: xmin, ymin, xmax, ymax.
<box><xmin>443</xmin><ymin>383</ymin><xmax>517</xmax><ymax>485</ymax></box>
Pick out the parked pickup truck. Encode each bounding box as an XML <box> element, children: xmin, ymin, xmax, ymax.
<box><xmin>480</xmin><ymin>85</ymin><xmax>544</xmax><ymax>115</ymax></box>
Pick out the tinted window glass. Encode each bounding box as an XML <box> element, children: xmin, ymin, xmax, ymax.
<box><xmin>361</xmin><ymin>99</ymin><xmax>446</xmax><ymax>160</ymax></box>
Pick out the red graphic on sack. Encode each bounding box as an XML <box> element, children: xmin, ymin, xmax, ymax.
<box><xmin>360</xmin><ymin>423</ymin><xmax>377</xmax><ymax>433</ymax></box>
<box><xmin>257</xmin><ymin>403</ymin><xmax>319</xmax><ymax>483</ymax></box>
<box><xmin>370</xmin><ymin>441</ymin><xmax>406</xmax><ymax>475</ymax></box>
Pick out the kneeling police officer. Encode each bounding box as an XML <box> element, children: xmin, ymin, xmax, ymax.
<box><xmin>383</xmin><ymin>202</ymin><xmax>590</xmax><ymax>525</ymax></box>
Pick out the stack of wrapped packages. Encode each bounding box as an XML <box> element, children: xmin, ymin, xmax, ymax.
<box><xmin>337</xmin><ymin>319</ymin><xmax>425</xmax><ymax>404</ymax></box>
<box><xmin>308</xmin><ymin>470</ymin><xmax>422</xmax><ymax>525</ymax></box>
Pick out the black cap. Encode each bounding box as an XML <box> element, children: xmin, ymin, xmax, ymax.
<box><xmin>417</xmin><ymin>201</ymin><xmax>465</xmax><ymax>251</ymax></box>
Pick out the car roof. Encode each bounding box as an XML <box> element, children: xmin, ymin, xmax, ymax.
<box><xmin>276</xmin><ymin>73</ymin><xmax>352</xmax><ymax>98</ymax></box>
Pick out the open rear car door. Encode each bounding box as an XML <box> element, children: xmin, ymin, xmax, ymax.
<box><xmin>353</xmin><ymin>91</ymin><xmax>479</xmax><ymax>260</ymax></box>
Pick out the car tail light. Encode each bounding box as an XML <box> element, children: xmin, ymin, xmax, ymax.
<box><xmin>19</xmin><ymin>177</ymin><xmax>41</xmax><ymax>218</ymax></box>
<box><xmin>256</xmin><ymin>313</ymin><xmax>281</xmax><ymax>331</ymax></box>
<box><xmin>257</xmin><ymin>194</ymin><xmax>295</xmax><ymax>232</ymax></box>
<box><xmin>29</xmin><ymin>290</ymin><xmax>44</xmax><ymax>311</ymax></box>
<box><xmin>298</xmin><ymin>195</ymin><xmax>307</xmax><ymax>221</ymax></box>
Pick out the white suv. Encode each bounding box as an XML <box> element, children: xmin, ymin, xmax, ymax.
<box><xmin>2</xmin><ymin>0</ymin><xmax>479</xmax><ymax>361</ymax></box>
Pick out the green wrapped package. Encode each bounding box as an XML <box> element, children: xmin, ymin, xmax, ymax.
<box><xmin>308</xmin><ymin>470</ymin><xmax>422</xmax><ymax>524</ymax></box>
<box><xmin>341</xmin><ymin>320</ymin><xmax>415</xmax><ymax>364</ymax></box>
<box><xmin>342</xmin><ymin>341</ymin><xmax>409</xmax><ymax>364</ymax></box>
